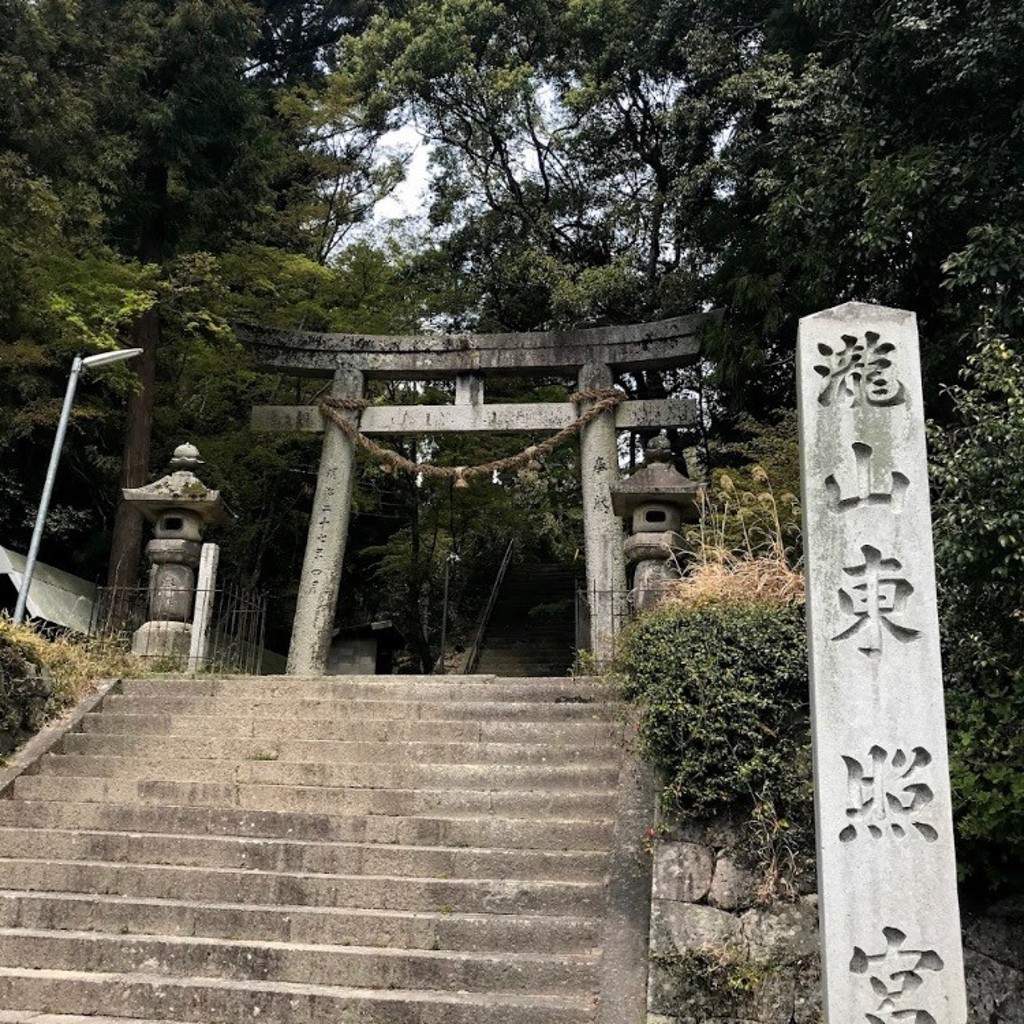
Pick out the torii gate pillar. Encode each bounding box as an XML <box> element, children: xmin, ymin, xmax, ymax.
<box><xmin>287</xmin><ymin>368</ymin><xmax>363</xmax><ymax>675</ymax></box>
<box><xmin>579</xmin><ymin>363</ymin><xmax>628</xmax><ymax>667</ymax></box>
<box><xmin>243</xmin><ymin>313</ymin><xmax>716</xmax><ymax>675</ymax></box>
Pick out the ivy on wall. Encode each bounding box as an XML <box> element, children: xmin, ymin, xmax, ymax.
<box><xmin>615</xmin><ymin>599</ymin><xmax>813</xmax><ymax>883</ymax></box>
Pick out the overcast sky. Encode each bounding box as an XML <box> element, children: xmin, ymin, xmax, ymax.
<box><xmin>373</xmin><ymin>124</ymin><xmax>432</xmax><ymax>223</ymax></box>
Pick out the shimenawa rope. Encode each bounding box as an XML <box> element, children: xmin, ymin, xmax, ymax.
<box><xmin>319</xmin><ymin>388</ymin><xmax>624</xmax><ymax>487</ymax></box>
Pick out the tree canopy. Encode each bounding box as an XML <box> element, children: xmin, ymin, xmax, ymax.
<box><xmin>1</xmin><ymin>0</ymin><xmax>1023</xmax><ymax>888</ymax></box>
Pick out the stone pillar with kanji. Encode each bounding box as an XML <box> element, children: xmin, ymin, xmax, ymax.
<box><xmin>797</xmin><ymin>302</ymin><xmax>966</xmax><ymax>1024</ymax></box>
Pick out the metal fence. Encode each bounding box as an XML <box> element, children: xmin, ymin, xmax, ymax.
<box><xmin>574</xmin><ymin>584</ymin><xmax>634</xmax><ymax>671</ymax></box>
<box><xmin>90</xmin><ymin>583</ymin><xmax>268</xmax><ymax>674</ymax></box>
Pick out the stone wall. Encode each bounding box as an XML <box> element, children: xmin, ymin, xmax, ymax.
<box><xmin>647</xmin><ymin>817</ymin><xmax>1024</xmax><ymax>1024</ymax></box>
<box><xmin>0</xmin><ymin>634</ymin><xmax>55</xmax><ymax>755</ymax></box>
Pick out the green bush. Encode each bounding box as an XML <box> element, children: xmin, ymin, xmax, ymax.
<box><xmin>0</xmin><ymin>631</ymin><xmax>57</xmax><ymax>755</ymax></box>
<box><xmin>930</xmin><ymin>324</ymin><xmax>1024</xmax><ymax>894</ymax></box>
<box><xmin>616</xmin><ymin>599</ymin><xmax>813</xmax><ymax>875</ymax></box>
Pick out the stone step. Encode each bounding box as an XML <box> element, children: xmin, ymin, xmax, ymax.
<box><xmin>12</xmin><ymin>776</ymin><xmax>617</xmax><ymax>818</ymax></box>
<box><xmin>0</xmin><ymin>801</ymin><xmax>614</xmax><ymax>849</ymax></box>
<box><xmin>474</xmin><ymin>665</ymin><xmax>576</xmax><ymax>679</ymax></box>
<box><xmin>80</xmin><ymin>713</ymin><xmax>621</xmax><ymax>745</ymax></box>
<box><xmin>0</xmin><ymin>967</ymin><xmax>596</xmax><ymax>1024</ymax></box>
<box><xmin>0</xmin><ymin>671</ymin><xmax>632</xmax><ymax>1023</ymax></box>
<box><xmin>100</xmin><ymin>694</ymin><xmax>616</xmax><ymax>721</ymax></box>
<box><xmin>0</xmin><ymin>891</ymin><xmax>601</xmax><ymax>953</ymax></box>
<box><xmin>0</xmin><ymin>929</ymin><xmax>597</xmax><ymax>993</ymax></box>
<box><xmin>38</xmin><ymin>754</ymin><xmax>618</xmax><ymax>791</ymax></box>
<box><xmin>0</xmin><ymin>1014</ymin><xmax>198</xmax><ymax>1024</ymax></box>
<box><xmin>59</xmin><ymin>733</ymin><xmax>616</xmax><ymax>765</ymax></box>
<box><xmin>476</xmin><ymin>655</ymin><xmax>574</xmax><ymax>670</ymax></box>
<box><xmin>478</xmin><ymin>638</ymin><xmax>574</xmax><ymax>650</ymax></box>
<box><xmin>118</xmin><ymin>676</ymin><xmax>605</xmax><ymax>702</ymax></box>
<box><xmin>0</xmin><ymin>829</ymin><xmax>607</xmax><ymax>882</ymax></box>
<box><xmin>0</xmin><ymin>859</ymin><xmax>604</xmax><ymax>916</ymax></box>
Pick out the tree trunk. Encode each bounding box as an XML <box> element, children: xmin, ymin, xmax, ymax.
<box><xmin>106</xmin><ymin>164</ymin><xmax>167</xmax><ymax>591</ymax></box>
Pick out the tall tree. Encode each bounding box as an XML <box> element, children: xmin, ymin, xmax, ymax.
<box><xmin>95</xmin><ymin>0</ymin><xmax>277</xmax><ymax>590</ymax></box>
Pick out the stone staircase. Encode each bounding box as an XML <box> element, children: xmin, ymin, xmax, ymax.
<box><xmin>0</xmin><ymin>673</ymin><xmax>648</xmax><ymax>1024</ymax></box>
<box><xmin>475</xmin><ymin>565</ymin><xmax>579</xmax><ymax>677</ymax></box>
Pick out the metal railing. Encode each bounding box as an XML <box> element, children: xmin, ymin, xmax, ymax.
<box><xmin>90</xmin><ymin>583</ymin><xmax>268</xmax><ymax>674</ymax></box>
<box><xmin>460</xmin><ymin>539</ymin><xmax>516</xmax><ymax>674</ymax></box>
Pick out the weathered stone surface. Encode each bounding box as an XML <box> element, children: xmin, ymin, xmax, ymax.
<box><xmin>287</xmin><ymin>368</ymin><xmax>363</xmax><ymax>675</ymax></box>
<box><xmin>652</xmin><ymin>842</ymin><xmax>714</xmax><ymax>904</ymax></box>
<box><xmin>797</xmin><ymin>302</ymin><xmax>967</xmax><ymax>1022</ymax></box>
<box><xmin>578</xmin><ymin>362</ymin><xmax>627</xmax><ymax>667</ymax></box>
<box><xmin>0</xmin><ymin>672</ymin><xmax>628</xmax><ymax>1024</ymax></box>
<box><xmin>707</xmin><ymin>850</ymin><xmax>760</xmax><ymax>912</ymax></box>
<box><xmin>131</xmin><ymin>620</ymin><xmax>190</xmax><ymax>660</ymax></box>
<box><xmin>630</xmin><ymin>560</ymin><xmax>676</xmax><ymax>613</ymax></box>
<box><xmin>241</xmin><ymin>313</ymin><xmax>713</xmax><ymax>379</ymax></box>
<box><xmin>650</xmin><ymin>901</ymin><xmax>740</xmax><ymax>953</ymax></box>
<box><xmin>252</xmin><ymin>399</ymin><xmax>698</xmax><ymax>435</ymax></box>
<box><xmin>122</xmin><ymin>443</ymin><xmax>231</xmax><ymax>527</ymax></box>
<box><xmin>740</xmin><ymin>897</ymin><xmax>820</xmax><ymax>960</ymax></box>
<box><xmin>187</xmin><ymin>543</ymin><xmax>220</xmax><ymax>671</ymax></box>
<box><xmin>623</xmin><ymin>531</ymin><xmax>683</xmax><ymax>565</ymax></box>
<box><xmin>148</xmin><ymin>562</ymin><xmax>195</xmax><ymax>621</ymax></box>
<box><xmin>648</xmin><ymin>899</ymin><xmax>1023</xmax><ymax>1024</ymax></box>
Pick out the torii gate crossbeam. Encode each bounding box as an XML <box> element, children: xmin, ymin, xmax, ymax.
<box><xmin>242</xmin><ymin>314</ymin><xmax>717</xmax><ymax>674</ymax></box>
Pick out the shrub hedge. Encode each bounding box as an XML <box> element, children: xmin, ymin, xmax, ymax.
<box><xmin>618</xmin><ymin>587</ymin><xmax>1022</xmax><ymax>897</ymax></box>
<box><xmin>615</xmin><ymin>599</ymin><xmax>814</xmax><ymax>876</ymax></box>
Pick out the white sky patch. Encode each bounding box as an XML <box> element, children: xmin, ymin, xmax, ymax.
<box><xmin>373</xmin><ymin>123</ymin><xmax>433</xmax><ymax>222</ymax></box>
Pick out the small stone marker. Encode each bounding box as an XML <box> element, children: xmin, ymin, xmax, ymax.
<box><xmin>797</xmin><ymin>303</ymin><xmax>967</xmax><ymax>1024</ymax></box>
<box><xmin>187</xmin><ymin>543</ymin><xmax>220</xmax><ymax>671</ymax></box>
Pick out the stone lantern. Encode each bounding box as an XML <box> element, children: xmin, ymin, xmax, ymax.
<box><xmin>122</xmin><ymin>443</ymin><xmax>232</xmax><ymax>659</ymax></box>
<box><xmin>611</xmin><ymin>432</ymin><xmax>701</xmax><ymax>611</ymax></box>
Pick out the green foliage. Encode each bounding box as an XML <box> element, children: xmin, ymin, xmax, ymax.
<box><xmin>0</xmin><ymin>619</ymin><xmax>143</xmax><ymax>754</ymax></box>
<box><xmin>616</xmin><ymin>600</ymin><xmax>813</xmax><ymax>875</ymax></box>
<box><xmin>653</xmin><ymin>946</ymin><xmax>784</xmax><ymax>1011</ymax></box>
<box><xmin>0</xmin><ymin>631</ymin><xmax>55</xmax><ymax>755</ymax></box>
<box><xmin>707</xmin><ymin>0</ymin><xmax>1024</xmax><ymax>406</ymax></box>
<box><xmin>347</xmin><ymin>0</ymin><xmax>732</xmax><ymax>330</ymax></box>
<box><xmin>931</xmin><ymin>321</ymin><xmax>1024</xmax><ymax>893</ymax></box>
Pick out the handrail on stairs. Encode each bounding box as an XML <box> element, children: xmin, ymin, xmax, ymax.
<box><xmin>461</xmin><ymin>538</ymin><xmax>515</xmax><ymax>675</ymax></box>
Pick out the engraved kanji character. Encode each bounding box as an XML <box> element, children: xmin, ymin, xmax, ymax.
<box><xmin>815</xmin><ymin>332</ymin><xmax>906</xmax><ymax>407</ymax></box>
<box><xmin>833</xmin><ymin>545</ymin><xmax>921</xmax><ymax>656</ymax></box>
<box><xmin>851</xmin><ymin>927</ymin><xmax>943</xmax><ymax>1024</ymax></box>
<box><xmin>839</xmin><ymin>746</ymin><xmax>938</xmax><ymax>843</ymax></box>
<box><xmin>825</xmin><ymin>443</ymin><xmax>909</xmax><ymax>513</ymax></box>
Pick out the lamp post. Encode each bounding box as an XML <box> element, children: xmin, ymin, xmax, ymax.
<box><xmin>13</xmin><ymin>348</ymin><xmax>144</xmax><ymax>624</ymax></box>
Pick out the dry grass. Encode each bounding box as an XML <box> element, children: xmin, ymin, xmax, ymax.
<box><xmin>0</xmin><ymin>616</ymin><xmax>144</xmax><ymax>704</ymax></box>
<box><xmin>662</xmin><ymin>556</ymin><xmax>804</xmax><ymax>609</ymax></box>
<box><xmin>663</xmin><ymin>466</ymin><xmax>805</xmax><ymax>609</ymax></box>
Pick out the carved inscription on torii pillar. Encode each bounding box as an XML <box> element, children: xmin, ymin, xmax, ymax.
<box><xmin>241</xmin><ymin>314</ymin><xmax>715</xmax><ymax>675</ymax></box>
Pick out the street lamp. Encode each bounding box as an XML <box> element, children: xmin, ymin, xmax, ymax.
<box><xmin>13</xmin><ymin>348</ymin><xmax>144</xmax><ymax>624</ymax></box>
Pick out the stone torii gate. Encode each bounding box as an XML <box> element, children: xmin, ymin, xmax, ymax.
<box><xmin>242</xmin><ymin>314</ymin><xmax>712</xmax><ymax>675</ymax></box>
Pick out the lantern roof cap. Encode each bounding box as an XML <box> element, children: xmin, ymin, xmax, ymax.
<box><xmin>610</xmin><ymin>433</ymin><xmax>702</xmax><ymax>519</ymax></box>
<box><xmin>122</xmin><ymin>443</ymin><xmax>233</xmax><ymax>525</ymax></box>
